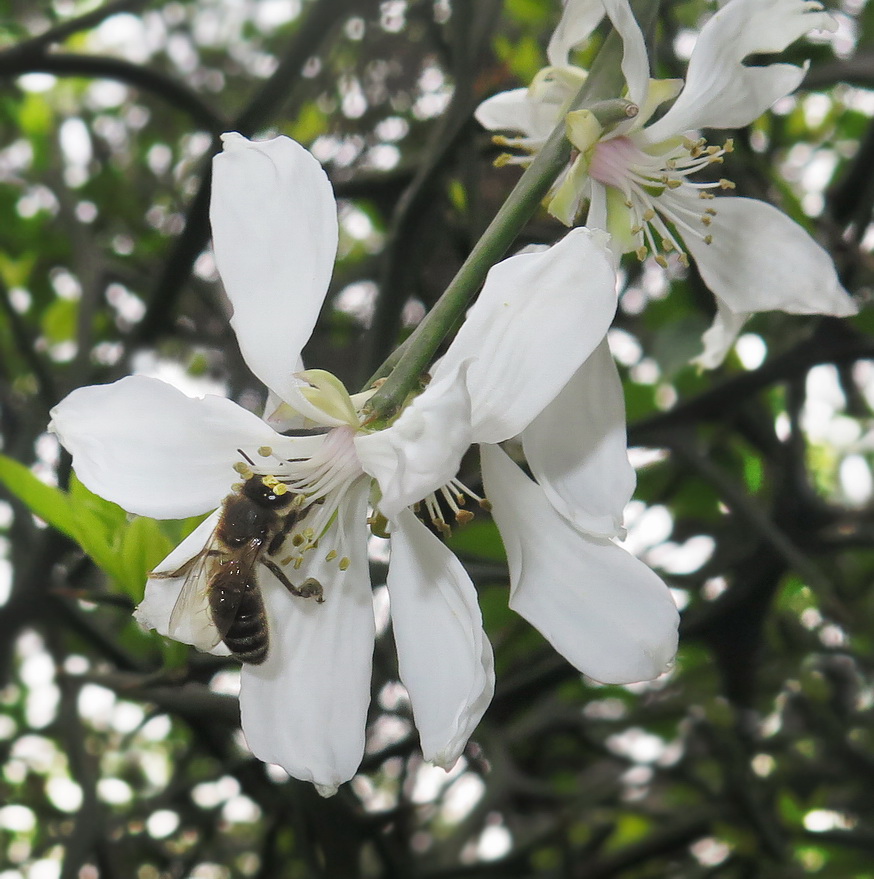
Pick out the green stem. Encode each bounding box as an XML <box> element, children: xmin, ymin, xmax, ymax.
<box><xmin>363</xmin><ymin>1</ymin><xmax>658</xmax><ymax>418</ymax></box>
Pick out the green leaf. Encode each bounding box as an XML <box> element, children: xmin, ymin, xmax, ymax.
<box><xmin>445</xmin><ymin>518</ymin><xmax>506</xmax><ymax>563</ymax></box>
<box><xmin>115</xmin><ymin>516</ymin><xmax>174</xmax><ymax>598</ymax></box>
<box><xmin>0</xmin><ymin>454</ymin><xmax>79</xmax><ymax>539</ymax></box>
<box><xmin>41</xmin><ymin>297</ymin><xmax>78</xmax><ymax>343</ymax></box>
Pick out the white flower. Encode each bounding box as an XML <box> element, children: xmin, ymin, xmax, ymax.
<box><xmin>49</xmin><ymin>132</ymin><xmax>677</xmax><ymax>796</ymax></box>
<box><xmin>476</xmin><ymin>0</ymin><xmax>857</xmax><ymax>367</ymax></box>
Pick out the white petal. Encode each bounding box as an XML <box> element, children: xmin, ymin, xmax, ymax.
<box><xmin>134</xmin><ymin>510</ymin><xmax>230</xmax><ymax>656</ymax></box>
<box><xmin>239</xmin><ymin>479</ymin><xmax>374</xmax><ymax>794</ymax></box>
<box><xmin>433</xmin><ymin>228</ymin><xmax>617</xmax><ymax>445</ymax></box>
<box><xmin>211</xmin><ymin>133</ymin><xmax>339</xmax><ymax>403</ymax></box>
<box><xmin>644</xmin><ymin>0</ymin><xmax>837</xmax><ymax>141</ymax></box>
<box><xmin>474</xmin><ymin>88</ymin><xmax>557</xmax><ymax>143</ymax></box>
<box><xmin>355</xmin><ymin>364</ymin><xmax>473</xmax><ymax>521</ymax></box>
<box><xmin>602</xmin><ymin>0</ymin><xmax>649</xmax><ymax>108</ymax></box>
<box><xmin>388</xmin><ymin>510</ymin><xmax>494</xmax><ymax>768</ymax></box>
<box><xmin>547</xmin><ymin>0</ymin><xmax>605</xmax><ymax>67</ymax></box>
<box><xmin>521</xmin><ymin>340</ymin><xmax>634</xmax><ymax>538</ymax></box>
<box><xmin>481</xmin><ymin>445</ymin><xmax>678</xmax><ymax>684</ymax></box>
<box><xmin>683</xmin><ymin>196</ymin><xmax>856</xmax><ymax>318</ymax></box>
<box><xmin>693</xmin><ymin>303</ymin><xmax>752</xmax><ymax>370</ymax></box>
<box><xmin>49</xmin><ymin>375</ymin><xmax>302</xmax><ymax>518</ymax></box>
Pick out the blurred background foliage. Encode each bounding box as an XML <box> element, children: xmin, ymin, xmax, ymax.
<box><xmin>2</xmin><ymin>0</ymin><xmax>874</xmax><ymax>876</ymax></box>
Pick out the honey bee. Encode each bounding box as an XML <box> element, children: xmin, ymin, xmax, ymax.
<box><xmin>153</xmin><ymin>475</ymin><xmax>324</xmax><ymax>665</ymax></box>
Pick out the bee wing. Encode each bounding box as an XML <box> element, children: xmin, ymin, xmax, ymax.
<box><xmin>167</xmin><ymin>530</ymin><xmax>226</xmax><ymax>653</ymax></box>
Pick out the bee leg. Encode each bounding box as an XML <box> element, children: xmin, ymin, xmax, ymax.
<box><xmin>260</xmin><ymin>559</ymin><xmax>325</xmax><ymax>603</ymax></box>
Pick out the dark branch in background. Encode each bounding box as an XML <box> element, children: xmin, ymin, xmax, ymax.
<box><xmin>629</xmin><ymin>320</ymin><xmax>873</xmax><ymax>444</ymax></box>
<box><xmin>0</xmin><ymin>275</ymin><xmax>57</xmax><ymax>409</ymax></box>
<box><xmin>360</xmin><ymin>0</ymin><xmax>503</xmax><ymax>381</ymax></box>
<box><xmin>803</xmin><ymin>51</ymin><xmax>874</xmax><ymax>91</ymax></box>
<box><xmin>0</xmin><ymin>53</ymin><xmax>226</xmax><ymax>134</ymax></box>
<box><xmin>0</xmin><ymin>1</ymin><xmax>221</xmax><ymax>128</ymax></box>
<box><xmin>135</xmin><ymin>0</ymin><xmax>376</xmax><ymax>344</ymax></box>
<box><xmin>2</xmin><ymin>0</ymin><xmax>147</xmax><ymax>54</ymax></box>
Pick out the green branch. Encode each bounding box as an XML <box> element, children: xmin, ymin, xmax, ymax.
<box><xmin>362</xmin><ymin>13</ymin><xmax>648</xmax><ymax>418</ymax></box>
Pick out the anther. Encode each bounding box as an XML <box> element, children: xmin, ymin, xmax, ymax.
<box><xmin>723</xmin><ymin>138</ymin><xmax>734</xmax><ymax>152</ymax></box>
<box><xmin>231</xmin><ymin>482</ymin><xmax>243</xmax><ymax>492</ymax></box>
<box><xmin>339</xmin><ymin>557</ymin><xmax>350</xmax><ymax>571</ymax></box>
<box><xmin>258</xmin><ymin>446</ymin><xmax>273</xmax><ymax>457</ymax></box>
<box><xmin>666</xmin><ymin>179</ymin><xmax>682</xmax><ymax>189</ymax></box>
<box><xmin>701</xmin><ymin>216</ymin><xmax>712</xmax><ymax>227</ymax></box>
<box><xmin>455</xmin><ymin>510</ymin><xmax>474</xmax><ymax>525</ymax></box>
<box><xmin>719</xmin><ymin>179</ymin><xmax>735</xmax><ymax>190</ymax></box>
<box><xmin>479</xmin><ymin>499</ymin><xmax>492</xmax><ymax>512</ymax></box>
<box><xmin>704</xmin><ymin>234</ymin><xmax>713</xmax><ymax>245</ymax></box>
<box><xmin>325</xmin><ymin>549</ymin><xmax>337</xmax><ymax>562</ymax></box>
<box><xmin>636</xmin><ymin>246</ymin><xmax>648</xmax><ymax>261</ymax></box>
<box><xmin>655</xmin><ymin>254</ymin><xmax>668</xmax><ymax>268</ymax></box>
<box><xmin>642</xmin><ymin>209</ymin><xmax>655</xmax><ymax>222</ymax></box>
<box><xmin>233</xmin><ymin>461</ymin><xmax>253</xmax><ymax>477</ymax></box>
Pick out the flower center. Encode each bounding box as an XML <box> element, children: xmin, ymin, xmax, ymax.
<box><xmin>589</xmin><ymin>133</ymin><xmax>736</xmax><ymax>266</ymax></box>
<box><xmin>231</xmin><ymin>426</ymin><xmax>366</xmax><ymax>574</ymax></box>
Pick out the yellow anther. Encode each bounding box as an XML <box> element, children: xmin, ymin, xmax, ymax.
<box><xmin>293</xmin><ymin>494</ymin><xmax>306</xmax><ymax>507</ymax></box>
<box><xmin>231</xmin><ymin>482</ymin><xmax>243</xmax><ymax>492</ymax></box>
<box><xmin>258</xmin><ymin>446</ymin><xmax>273</xmax><ymax>457</ymax></box>
<box><xmin>636</xmin><ymin>246</ymin><xmax>648</xmax><ymax>261</ymax></box>
<box><xmin>704</xmin><ymin>234</ymin><xmax>713</xmax><ymax>245</ymax></box>
<box><xmin>339</xmin><ymin>557</ymin><xmax>351</xmax><ymax>571</ymax></box>
<box><xmin>281</xmin><ymin>555</ymin><xmax>293</xmax><ymax>566</ymax></box>
<box><xmin>706</xmin><ymin>145</ymin><xmax>720</xmax><ymax>155</ymax></box>
<box><xmin>666</xmin><ymin>159</ymin><xmax>677</xmax><ymax>170</ymax></box>
<box><xmin>303</xmin><ymin>528</ymin><xmax>314</xmax><ymax>540</ymax></box>
<box><xmin>292</xmin><ymin>534</ymin><xmax>304</xmax><ymax>547</ymax></box>
<box><xmin>678</xmin><ymin>253</ymin><xmax>690</xmax><ymax>267</ymax></box>
<box><xmin>642</xmin><ymin>209</ymin><xmax>655</xmax><ymax>222</ymax></box>
<box><xmin>719</xmin><ymin>179</ymin><xmax>736</xmax><ymax>190</ymax></box>
<box><xmin>480</xmin><ymin>499</ymin><xmax>493</xmax><ymax>512</ymax></box>
<box><xmin>325</xmin><ymin>549</ymin><xmax>338</xmax><ymax>562</ymax></box>
<box><xmin>273</xmin><ymin>483</ymin><xmax>288</xmax><ymax>496</ymax></box>
<box><xmin>655</xmin><ymin>254</ymin><xmax>668</xmax><ymax>268</ymax></box>
<box><xmin>723</xmin><ymin>138</ymin><xmax>734</xmax><ymax>152</ymax></box>
<box><xmin>631</xmin><ymin>224</ymin><xmax>643</xmax><ymax>235</ymax></box>
<box><xmin>262</xmin><ymin>475</ymin><xmax>279</xmax><ymax>488</ymax></box>
<box><xmin>233</xmin><ymin>462</ymin><xmax>253</xmax><ymax>477</ymax></box>
<box><xmin>494</xmin><ymin>153</ymin><xmax>514</xmax><ymax>168</ymax></box>
<box><xmin>662</xmin><ymin>240</ymin><xmax>675</xmax><ymax>252</ymax></box>
<box><xmin>666</xmin><ymin>178</ymin><xmax>682</xmax><ymax>189</ymax></box>
<box><xmin>701</xmin><ymin>216</ymin><xmax>712</xmax><ymax>226</ymax></box>
<box><xmin>455</xmin><ymin>510</ymin><xmax>474</xmax><ymax>525</ymax></box>
<box><xmin>624</xmin><ymin>199</ymin><xmax>634</xmax><ymax>209</ymax></box>
<box><xmin>708</xmin><ymin>155</ymin><xmax>724</xmax><ymax>165</ymax></box>
<box><xmin>294</xmin><ymin>558</ymin><xmax>303</xmax><ymax>569</ymax></box>
<box><xmin>705</xmin><ymin>208</ymin><xmax>717</xmax><ymax>216</ymax></box>
<box><xmin>699</xmin><ymin>191</ymin><xmax>715</xmax><ymax>200</ymax></box>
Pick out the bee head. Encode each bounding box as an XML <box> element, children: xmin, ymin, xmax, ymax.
<box><xmin>241</xmin><ymin>475</ymin><xmax>294</xmax><ymax>508</ymax></box>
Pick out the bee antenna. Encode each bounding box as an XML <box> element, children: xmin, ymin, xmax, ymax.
<box><xmin>237</xmin><ymin>448</ymin><xmax>255</xmax><ymax>466</ymax></box>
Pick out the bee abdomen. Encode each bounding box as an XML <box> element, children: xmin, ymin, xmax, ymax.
<box><xmin>220</xmin><ymin>589</ymin><xmax>269</xmax><ymax>665</ymax></box>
